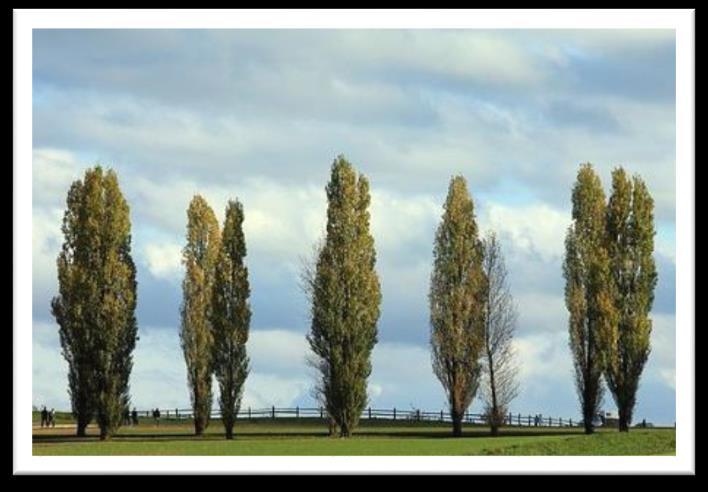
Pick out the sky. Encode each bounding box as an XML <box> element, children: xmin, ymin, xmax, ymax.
<box><xmin>32</xmin><ymin>29</ymin><xmax>676</xmax><ymax>424</ymax></box>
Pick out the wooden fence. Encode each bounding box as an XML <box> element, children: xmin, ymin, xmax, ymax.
<box><xmin>134</xmin><ymin>406</ymin><xmax>578</xmax><ymax>427</ymax></box>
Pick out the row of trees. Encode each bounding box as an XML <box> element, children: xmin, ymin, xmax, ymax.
<box><xmin>52</xmin><ymin>167</ymin><xmax>252</xmax><ymax>440</ymax></box>
<box><xmin>564</xmin><ymin>164</ymin><xmax>657</xmax><ymax>433</ymax></box>
<box><xmin>429</xmin><ymin>177</ymin><xmax>520</xmax><ymax>437</ymax></box>
<box><xmin>179</xmin><ymin>196</ymin><xmax>251</xmax><ymax>439</ymax></box>
<box><xmin>52</xmin><ymin>157</ymin><xmax>655</xmax><ymax>440</ymax></box>
<box><xmin>303</xmin><ymin>159</ymin><xmax>519</xmax><ymax>438</ymax></box>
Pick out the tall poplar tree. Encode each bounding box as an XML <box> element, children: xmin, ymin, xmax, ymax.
<box><xmin>52</xmin><ymin>166</ymin><xmax>138</xmax><ymax>439</ymax></box>
<box><xmin>211</xmin><ymin>199</ymin><xmax>251</xmax><ymax>440</ymax></box>
<box><xmin>307</xmin><ymin>155</ymin><xmax>381</xmax><ymax>438</ymax></box>
<box><xmin>180</xmin><ymin>195</ymin><xmax>221</xmax><ymax>436</ymax></box>
<box><xmin>602</xmin><ymin>168</ymin><xmax>657</xmax><ymax>432</ymax></box>
<box><xmin>563</xmin><ymin>163</ymin><xmax>613</xmax><ymax>435</ymax></box>
<box><xmin>430</xmin><ymin>175</ymin><xmax>487</xmax><ymax>438</ymax></box>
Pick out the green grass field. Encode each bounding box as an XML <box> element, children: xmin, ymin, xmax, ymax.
<box><xmin>32</xmin><ymin>415</ymin><xmax>675</xmax><ymax>456</ymax></box>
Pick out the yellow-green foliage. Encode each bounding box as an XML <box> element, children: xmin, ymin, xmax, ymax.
<box><xmin>212</xmin><ymin>199</ymin><xmax>251</xmax><ymax>439</ymax></box>
<box><xmin>603</xmin><ymin>168</ymin><xmax>657</xmax><ymax>430</ymax></box>
<box><xmin>51</xmin><ymin>165</ymin><xmax>137</xmax><ymax>439</ymax></box>
<box><xmin>564</xmin><ymin>164</ymin><xmax>611</xmax><ymax>434</ymax></box>
<box><xmin>180</xmin><ymin>195</ymin><xmax>221</xmax><ymax>436</ymax></box>
<box><xmin>307</xmin><ymin>156</ymin><xmax>382</xmax><ymax>438</ymax></box>
<box><xmin>430</xmin><ymin>176</ymin><xmax>487</xmax><ymax>437</ymax></box>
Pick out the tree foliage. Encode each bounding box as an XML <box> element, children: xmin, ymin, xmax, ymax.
<box><xmin>601</xmin><ymin>168</ymin><xmax>657</xmax><ymax>432</ymax></box>
<box><xmin>180</xmin><ymin>195</ymin><xmax>221</xmax><ymax>436</ymax></box>
<box><xmin>430</xmin><ymin>175</ymin><xmax>487</xmax><ymax>437</ymax></box>
<box><xmin>51</xmin><ymin>165</ymin><xmax>138</xmax><ymax>439</ymax></box>
<box><xmin>563</xmin><ymin>163</ymin><xmax>613</xmax><ymax>435</ymax></box>
<box><xmin>306</xmin><ymin>155</ymin><xmax>381</xmax><ymax>438</ymax></box>
<box><xmin>211</xmin><ymin>200</ymin><xmax>251</xmax><ymax>439</ymax></box>
<box><xmin>480</xmin><ymin>232</ymin><xmax>519</xmax><ymax>436</ymax></box>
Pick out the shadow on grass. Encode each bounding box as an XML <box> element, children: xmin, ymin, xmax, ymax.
<box><xmin>33</xmin><ymin>428</ymin><xmax>584</xmax><ymax>444</ymax></box>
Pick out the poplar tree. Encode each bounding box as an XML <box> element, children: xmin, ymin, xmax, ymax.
<box><xmin>307</xmin><ymin>155</ymin><xmax>381</xmax><ymax>438</ymax></box>
<box><xmin>211</xmin><ymin>199</ymin><xmax>251</xmax><ymax>440</ymax></box>
<box><xmin>51</xmin><ymin>166</ymin><xmax>138</xmax><ymax>439</ymax></box>
<box><xmin>480</xmin><ymin>232</ymin><xmax>519</xmax><ymax>436</ymax></box>
<box><xmin>602</xmin><ymin>168</ymin><xmax>657</xmax><ymax>432</ymax></box>
<box><xmin>563</xmin><ymin>163</ymin><xmax>613</xmax><ymax>435</ymax></box>
<box><xmin>180</xmin><ymin>195</ymin><xmax>221</xmax><ymax>436</ymax></box>
<box><xmin>430</xmin><ymin>175</ymin><xmax>487</xmax><ymax>438</ymax></box>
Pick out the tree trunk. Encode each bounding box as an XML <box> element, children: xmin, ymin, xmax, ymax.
<box><xmin>618</xmin><ymin>407</ymin><xmax>630</xmax><ymax>432</ymax></box>
<box><xmin>583</xmin><ymin>418</ymin><xmax>594</xmax><ymax>435</ymax></box>
<box><xmin>195</xmin><ymin>420</ymin><xmax>204</xmax><ymax>436</ymax></box>
<box><xmin>490</xmin><ymin>424</ymin><xmax>499</xmax><ymax>436</ymax></box>
<box><xmin>452</xmin><ymin>411</ymin><xmax>463</xmax><ymax>437</ymax></box>
<box><xmin>76</xmin><ymin>416</ymin><xmax>89</xmax><ymax>437</ymax></box>
<box><xmin>340</xmin><ymin>421</ymin><xmax>350</xmax><ymax>438</ymax></box>
<box><xmin>225</xmin><ymin>425</ymin><xmax>234</xmax><ymax>440</ymax></box>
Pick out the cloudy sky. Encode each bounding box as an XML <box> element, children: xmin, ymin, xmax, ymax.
<box><xmin>32</xmin><ymin>29</ymin><xmax>676</xmax><ymax>424</ymax></box>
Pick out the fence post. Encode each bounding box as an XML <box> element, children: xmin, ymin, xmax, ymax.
<box><xmin>548</xmin><ymin>416</ymin><xmax>551</xmax><ymax>426</ymax></box>
<box><xmin>272</xmin><ymin>405</ymin><xmax>275</xmax><ymax>419</ymax></box>
<box><xmin>570</xmin><ymin>418</ymin><xmax>573</xmax><ymax>427</ymax></box>
<box><xmin>320</xmin><ymin>406</ymin><xmax>324</xmax><ymax>419</ymax></box>
<box><xmin>368</xmin><ymin>407</ymin><xmax>372</xmax><ymax>419</ymax></box>
<box><xmin>440</xmin><ymin>410</ymin><xmax>443</xmax><ymax>422</ymax></box>
<box><xmin>517</xmin><ymin>413</ymin><xmax>521</xmax><ymax>426</ymax></box>
<box><xmin>508</xmin><ymin>412</ymin><xmax>512</xmax><ymax>425</ymax></box>
<box><xmin>393</xmin><ymin>407</ymin><xmax>396</xmax><ymax>421</ymax></box>
<box><xmin>528</xmin><ymin>415</ymin><xmax>531</xmax><ymax>426</ymax></box>
<box><xmin>296</xmin><ymin>406</ymin><xmax>299</xmax><ymax>418</ymax></box>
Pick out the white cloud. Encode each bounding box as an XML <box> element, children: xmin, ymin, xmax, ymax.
<box><xmin>370</xmin><ymin>189</ymin><xmax>441</xmax><ymax>257</ymax></box>
<box><xmin>32</xmin><ymin>321</ymin><xmax>68</xmax><ymax>410</ymax></box>
<box><xmin>646</xmin><ymin>313</ymin><xmax>676</xmax><ymax>390</ymax></box>
<box><xmin>32</xmin><ymin>207</ymin><xmax>63</xmax><ymax>310</ymax></box>
<box><xmin>32</xmin><ymin>147</ymin><xmax>83</xmax><ymax>208</ymax></box>
<box><xmin>515</xmin><ymin>292</ymin><xmax>567</xmax><ymax>334</ymax></box>
<box><xmin>480</xmin><ymin>202</ymin><xmax>571</xmax><ymax>263</ymax></box>
<box><xmin>512</xmin><ymin>329</ymin><xmax>573</xmax><ymax>395</ymax></box>
<box><xmin>143</xmin><ymin>242</ymin><xmax>183</xmax><ymax>280</ymax></box>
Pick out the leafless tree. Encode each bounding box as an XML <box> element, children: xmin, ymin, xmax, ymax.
<box><xmin>480</xmin><ymin>232</ymin><xmax>520</xmax><ymax>436</ymax></box>
<box><xmin>300</xmin><ymin>240</ymin><xmax>338</xmax><ymax>436</ymax></box>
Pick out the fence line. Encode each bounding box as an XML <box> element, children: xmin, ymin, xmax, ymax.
<box><xmin>134</xmin><ymin>406</ymin><xmax>578</xmax><ymax>428</ymax></box>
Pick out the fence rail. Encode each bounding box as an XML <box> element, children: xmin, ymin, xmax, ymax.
<box><xmin>133</xmin><ymin>406</ymin><xmax>578</xmax><ymax>428</ymax></box>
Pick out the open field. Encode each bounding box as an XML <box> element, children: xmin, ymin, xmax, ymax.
<box><xmin>32</xmin><ymin>417</ymin><xmax>675</xmax><ymax>456</ymax></box>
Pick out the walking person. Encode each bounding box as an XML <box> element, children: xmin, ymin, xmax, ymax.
<box><xmin>131</xmin><ymin>407</ymin><xmax>139</xmax><ymax>426</ymax></box>
<box><xmin>40</xmin><ymin>406</ymin><xmax>48</xmax><ymax>428</ymax></box>
<box><xmin>49</xmin><ymin>408</ymin><xmax>56</xmax><ymax>428</ymax></box>
<box><xmin>155</xmin><ymin>408</ymin><xmax>161</xmax><ymax>426</ymax></box>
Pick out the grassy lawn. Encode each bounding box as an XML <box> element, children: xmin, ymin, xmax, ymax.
<box><xmin>32</xmin><ymin>417</ymin><xmax>675</xmax><ymax>456</ymax></box>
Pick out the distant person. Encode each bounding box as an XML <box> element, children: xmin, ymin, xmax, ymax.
<box><xmin>40</xmin><ymin>406</ymin><xmax>48</xmax><ymax>428</ymax></box>
<box><xmin>642</xmin><ymin>418</ymin><xmax>647</xmax><ymax>428</ymax></box>
<box><xmin>131</xmin><ymin>407</ymin><xmax>139</xmax><ymax>426</ymax></box>
<box><xmin>155</xmin><ymin>408</ymin><xmax>161</xmax><ymax>426</ymax></box>
<box><xmin>49</xmin><ymin>408</ymin><xmax>56</xmax><ymax>428</ymax></box>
